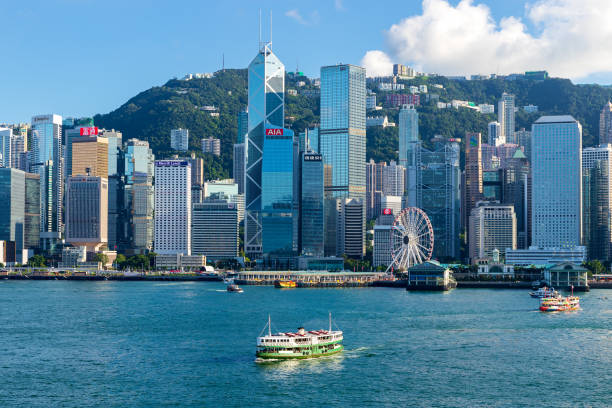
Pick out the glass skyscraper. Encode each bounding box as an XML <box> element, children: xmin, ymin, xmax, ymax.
<box><xmin>320</xmin><ymin>64</ymin><xmax>366</xmax><ymax>199</ymax></box>
<box><xmin>124</xmin><ymin>139</ymin><xmax>155</xmax><ymax>253</ymax></box>
<box><xmin>417</xmin><ymin>138</ymin><xmax>461</xmax><ymax>260</ymax></box>
<box><xmin>31</xmin><ymin>114</ymin><xmax>63</xmax><ymax>253</ymax></box>
<box><xmin>532</xmin><ymin>115</ymin><xmax>582</xmax><ymax>248</ymax></box>
<box><xmin>300</xmin><ymin>152</ymin><xmax>325</xmax><ymax>257</ymax></box>
<box><xmin>260</xmin><ymin>126</ymin><xmax>297</xmax><ymax>257</ymax></box>
<box><xmin>399</xmin><ymin>105</ymin><xmax>419</xmax><ymax>206</ymax></box>
<box><xmin>245</xmin><ymin>42</ymin><xmax>287</xmax><ymax>258</ymax></box>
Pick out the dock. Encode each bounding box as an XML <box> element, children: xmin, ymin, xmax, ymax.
<box><xmin>234</xmin><ymin>271</ymin><xmax>386</xmax><ymax>287</ymax></box>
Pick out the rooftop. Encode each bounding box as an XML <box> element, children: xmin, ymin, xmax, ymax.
<box><xmin>534</xmin><ymin>115</ymin><xmax>577</xmax><ymax>124</ymax></box>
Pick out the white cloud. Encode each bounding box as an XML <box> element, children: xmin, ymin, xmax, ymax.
<box><xmin>361</xmin><ymin>0</ymin><xmax>612</xmax><ymax>80</ymax></box>
<box><xmin>362</xmin><ymin>50</ymin><xmax>393</xmax><ymax>77</ymax></box>
<box><xmin>285</xmin><ymin>9</ymin><xmax>320</xmax><ymax>26</ymax></box>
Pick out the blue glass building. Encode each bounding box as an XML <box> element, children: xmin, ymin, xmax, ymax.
<box><xmin>320</xmin><ymin>64</ymin><xmax>366</xmax><ymax>199</ymax></box>
<box><xmin>260</xmin><ymin>126</ymin><xmax>298</xmax><ymax>256</ymax></box>
<box><xmin>399</xmin><ymin>105</ymin><xmax>419</xmax><ymax>206</ymax></box>
<box><xmin>245</xmin><ymin>42</ymin><xmax>288</xmax><ymax>258</ymax></box>
<box><xmin>300</xmin><ymin>152</ymin><xmax>325</xmax><ymax>256</ymax></box>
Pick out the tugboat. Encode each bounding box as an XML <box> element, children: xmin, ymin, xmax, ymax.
<box><xmin>256</xmin><ymin>314</ymin><xmax>344</xmax><ymax>360</ymax></box>
<box><xmin>274</xmin><ymin>279</ymin><xmax>297</xmax><ymax>288</ymax></box>
<box><xmin>226</xmin><ymin>279</ymin><xmax>244</xmax><ymax>293</ymax></box>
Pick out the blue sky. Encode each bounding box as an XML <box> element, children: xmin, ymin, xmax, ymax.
<box><xmin>2</xmin><ymin>0</ymin><xmax>610</xmax><ymax>123</ymax></box>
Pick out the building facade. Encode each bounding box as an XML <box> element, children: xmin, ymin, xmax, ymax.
<box><xmin>417</xmin><ymin>138</ymin><xmax>461</xmax><ymax>260</ymax></box>
<box><xmin>154</xmin><ymin>160</ymin><xmax>191</xmax><ymax>255</ymax></box>
<box><xmin>192</xmin><ymin>198</ymin><xmax>239</xmax><ymax>261</ymax></box>
<box><xmin>65</xmin><ymin>176</ymin><xmax>108</xmax><ymax>251</ymax></box>
<box><xmin>300</xmin><ymin>152</ymin><xmax>325</xmax><ymax>257</ymax></box>
<box><xmin>599</xmin><ymin>102</ymin><xmax>612</xmax><ymax>145</ymax></box>
<box><xmin>399</xmin><ymin>105</ymin><xmax>419</xmax><ymax>206</ymax></box>
<box><xmin>171</xmin><ymin>128</ymin><xmax>189</xmax><ymax>151</ymax></box>
<box><xmin>201</xmin><ymin>137</ymin><xmax>221</xmax><ymax>156</ymax></box>
<box><xmin>531</xmin><ymin>116</ymin><xmax>582</xmax><ymax>248</ymax></box>
<box><xmin>245</xmin><ymin>42</ymin><xmax>285</xmax><ymax>258</ymax></box>
<box><xmin>498</xmin><ymin>92</ymin><xmax>515</xmax><ymax>143</ymax></box>
<box><xmin>468</xmin><ymin>202</ymin><xmax>517</xmax><ymax>263</ymax></box>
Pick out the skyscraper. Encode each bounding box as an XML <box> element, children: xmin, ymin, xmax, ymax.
<box><xmin>192</xmin><ymin>198</ymin><xmax>239</xmax><ymax>261</ymax></box>
<box><xmin>65</xmin><ymin>176</ymin><xmax>108</xmax><ymax>251</ymax></box>
<box><xmin>582</xmin><ymin>144</ymin><xmax>612</xmax><ymax>260</ymax></box>
<box><xmin>399</xmin><ymin>105</ymin><xmax>419</xmax><ymax>206</ymax></box>
<box><xmin>10</xmin><ymin>132</ymin><xmax>27</xmax><ymax>169</ymax></box>
<box><xmin>71</xmin><ymin>136</ymin><xmax>109</xmax><ymax>177</ymax></box>
<box><xmin>515</xmin><ymin>128</ymin><xmax>531</xmax><ymax>161</ymax></box>
<box><xmin>237</xmin><ymin>109</ymin><xmax>248</xmax><ymax>144</ymax></box>
<box><xmin>382</xmin><ymin>160</ymin><xmax>405</xmax><ymax>197</ymax></box>
<box><xmin>468</xmin><ymin>202</ymin><xmax>517</xmax><ymax>263</ymax></box>
<box><xmin>0</xmin><ymin>128</ymin><xmax>11</xmax><ymax>168</ymax></box>
<box><xmin>502</xmin><ymin>149</ymin><xmax>530</xmax><ymax>248</ymax></box>
<box><xmin>320</xmin><ymin>64</ymin><xmax>366</xmax><ymax>199</ymax></box>
<box><xmin>233</xmin><ymin>143</ymin><xmax>245</xmax><ymax>194</ymax></box>
<box><xmin>463</xmin><ymin>132</ymin><xmax>483</xmax><ymax>232</ymax></box>
<box><xmin>300</xmin><ymin>152</ymin><xmax>325</xmax><ymax>257</ymax></box>
<box><xmin>336</xmin><ymin>198</ymin><xmax>365</xmax><ymax>258</ymax></box>
<box><xmin>260</xmin><ymin>126</ymin><xmax>298</xmax><ymax>257</ymax></box>
<box><xmin>488</xmin><ymin>121</ymin><xmax>502</xmax><ymax>146</ymax></box>
<box><xmin>599</xmin><ymin>102</ymin><xmax>612</xmax><ymax>145</ymax></box>
<box><xmin>0</xmin><ymin>168</ymin><xmax>39</xmax><ymax>257</ymax></box>
<box><xmin>31</xmin><ymin>114</ymin><xmax>63</xmax><ymax>253</ymax></box>
<box><xmin>171</xmin><ymin>128</ymin><xmax>189</xmax><ymax>151</ymax></box>
<box><xmin>154</xmin><ymin>160</ymin><xmax>191</xmax><ymax>255</ymax></box>
<box><xmin>245</xmin><ymin>41</ymin><xmax>285</xmax><ymax>257</ymax></box>
<box><xmin>498</xmin><ymin>93</ymin><xmax>515</xmax><ymax>143</ymax></box>
<box><xmin>417</xmin><ymin>138</ymin><xmax>461</xmax><ymax>260</ymax></box>
<box><xmin>532</xmin><ymin>116</ymin><xmax>582</xmax><ymax>248</ymax></box>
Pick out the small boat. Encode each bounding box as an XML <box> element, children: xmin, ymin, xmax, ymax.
<box><xmin>256</xmin><ymin>313</ymin><xmax>343</xmax><ymax>360</ymax></box>
<box><xmin>274</xmin><ymin>280</ymin><xmax>297</xmax><ymax>288</ymax></box>
<box><xmin>539</xmin><ymin>296</ymin><xmax>580</xmax><ymax>312</ymax></box>
<box><xmin>529</xmin><ymin>286</ymin><xmax>559</xmax><ymax>298</ymax></box>
<box><xmin>223</xmin><ymin>277</ymin><xmax>234</xmax><ymax>285</ymax></box>
<box><xmin>227</xmin><ymin>284</ymin><xmax>244</xmax><ymax>293</ymax></box>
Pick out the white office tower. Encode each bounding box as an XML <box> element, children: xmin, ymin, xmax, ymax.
<box><xmin>487</xmin><ymin>121</ymin><xmax>503</xmax><ymax>146</ymax></box>
<box><xmin>469</xmin><ymin>202</ymin><xmax>517</xmax><ymax>264</ymax></box>
<box><xmin>154</xmin><ymin>160</ymin><xmax>192</xmax><ymax>255</ymax></box>
<box><xmin>498</xmin><ymin>93</ymin><xmax>515</xmax><ymax>143</ymax></box>
<box><xmin>373</xmin><ymin>213</ymin><xmax>395</xmax><ymax>267</ymax></box>
<box><xmin>399</xmin><ymin>105</ymin><xmax>419</xmax><ymax>206</ymax></box>
<box><xmin>171</xmin><ymin>128</ymin><xmax>189</xmax><ymax>151</ymax></box>
<box><xmin>382</xmin><ymin>160</ymin><xmax>405</xmax><ymax>196</ymax></box>
<box><xmin>532</xmin><ymin>116</ymin><xmax>582</xmax><ymax>248</ymax></box>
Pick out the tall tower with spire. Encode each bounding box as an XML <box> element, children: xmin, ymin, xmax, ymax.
<box><xmin>245</xmin><ymin>24</ymin><xmax>296</xmax><ymax>259</ymax></box>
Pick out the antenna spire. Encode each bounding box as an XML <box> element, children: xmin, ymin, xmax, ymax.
<box><xmin>259</xmin><ymin>9</ymin><xmax>262</xmax><ymax>51</ymax></box>
<box><xmin>270</xmin><ymin>10</ymin><xmax>273</xmax><ymax>49</ymax></box>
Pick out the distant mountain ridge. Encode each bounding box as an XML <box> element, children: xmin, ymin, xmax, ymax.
<box><xmin>94</xmin><ymin>70</ymin><xmax>612</xmax><ymax>176</ymax></box>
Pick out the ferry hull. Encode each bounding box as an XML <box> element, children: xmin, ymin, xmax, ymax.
<box><xmin>256</xmin><ymin>345</ymin><xmax>344</xmax><ymax>360</ymax></box>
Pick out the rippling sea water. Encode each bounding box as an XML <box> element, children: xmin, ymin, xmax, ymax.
<box><xmin>0</xmin><ymin>281</ymin><xmax>610</xmax><ymax>407</ymax></box>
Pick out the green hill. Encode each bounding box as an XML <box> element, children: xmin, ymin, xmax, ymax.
<box><xmin>95</xmin><ymin>70</ymin><xmax>612</xmax><ymax>178</ymax></box>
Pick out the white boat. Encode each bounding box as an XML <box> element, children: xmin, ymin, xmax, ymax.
<box><xmin>529</xmin><ymin>286</ymin><xmax>560</xmax><ymax>298</ymax></box>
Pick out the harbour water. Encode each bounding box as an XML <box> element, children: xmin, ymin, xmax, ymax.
<box><xmin>1</xmin><ymin>281</ymin><xmax>610</xmax><ymax>407</ymax></box>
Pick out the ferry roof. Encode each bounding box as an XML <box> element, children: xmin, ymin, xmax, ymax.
<box><xmin>260</xmin><ymin>329</ymin><xmax>342</xmax><ymax>339</ymax></box>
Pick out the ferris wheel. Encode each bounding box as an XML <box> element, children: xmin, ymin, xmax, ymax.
<box><xmin>386</xmin><ymin>207</ymin><xmax>434</xmax><ymax>272</ymax></box>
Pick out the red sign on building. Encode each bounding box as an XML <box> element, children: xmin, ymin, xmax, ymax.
<box><xmin>383</xmin><ymin>208</ymin><xmax>392</xmax><ymax>215</ymax></box>
<box><xmin>265</xmin><ymin>128</ymin><xmax>284</xmax><ymax>136</ymax></box>
<box><xmin>80</xmin><ymin>127</ymin><xmax>99</xmax><ymax>136</ymax></box>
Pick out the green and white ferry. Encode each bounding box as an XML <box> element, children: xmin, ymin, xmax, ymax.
<box><xmin>256</xmin><ymin>314</ymin><xmax>344</xmax><ymax>360</ymax></box>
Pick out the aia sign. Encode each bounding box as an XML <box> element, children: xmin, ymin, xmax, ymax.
<box><xmin>383</xmin><ymin>208</ymin><xmax>392</xmax><ymax>215</ymax></box>
<box><xmin>265</xmin><ymin>128</ymin><xmax>284</xmax><ymax>136</ymax></box>
<box><xmin>80</xmin><ymin>127</ymin><xmax>99</xmax><ymax>136</ymax></box>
